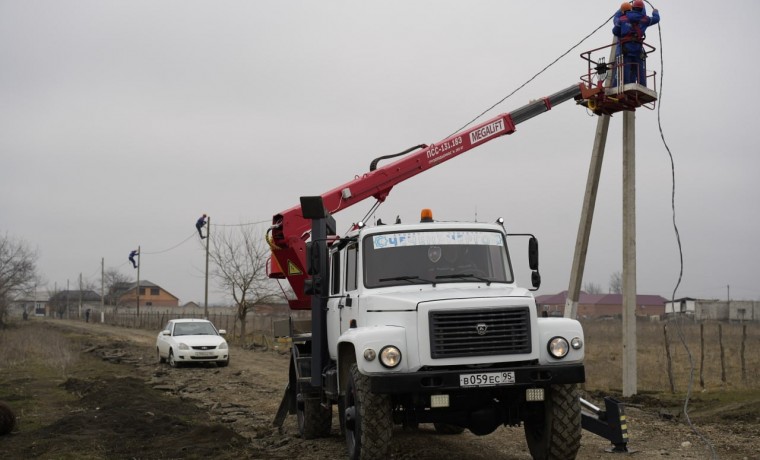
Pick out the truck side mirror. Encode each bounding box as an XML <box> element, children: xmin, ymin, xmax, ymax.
<box><xmin>528</xmin><ymin>237</ymin><xmax>539</xmax><ymax>271</ymax></box>
<box><xmin>531</xmin><ymin>270</ymin><xmax>541</xmax><ymax>290</ymax></box>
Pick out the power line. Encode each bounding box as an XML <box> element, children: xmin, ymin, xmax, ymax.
<box><xmin>212</xmin><ymin>219</ymin><xmax>270</xmax><ymax>227</ymax></box>
<box><xmin>643</xmin><ymin>2</ymin><xmax>716</xmax><ymax>456</ymax></box>
<box><xmin>449</xmin><ymin>13</ymin><xmax>615</xmax><ymax>137</ymax></box>
<box><xmin>141</xmin><ymin>231</ymin><xmax>197</xmax><ymax>255</ymax></box>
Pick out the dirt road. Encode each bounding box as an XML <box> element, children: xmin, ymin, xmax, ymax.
<box><xmin>1</xmin><ymin>319</ymin><xmax>758</xmax><ymax>459</ymax></box>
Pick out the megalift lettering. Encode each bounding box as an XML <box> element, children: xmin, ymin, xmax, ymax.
<box><xmin>469</xmin><ymin>119</ymin><xmax>505</xmax><ymax>145</ymax></box>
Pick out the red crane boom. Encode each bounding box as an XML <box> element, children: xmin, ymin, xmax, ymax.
<box><xmin>269</xmin><ymin>83</ymin><xmax>590</xmax><ymax>309</ymax></box>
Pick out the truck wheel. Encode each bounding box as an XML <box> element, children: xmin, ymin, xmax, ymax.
<box><xmin>297</xmin><ymin>398</ymin><xmax>332</xmax><ymax>439</ymax></box>
<box><xmin>523</xmin><ymin>384</ymin><xmax>581</xmax><ymax>460</ymax></box>
<box><xmin>344</xmin><ymin>363</ymin><xmax>392</xmax><ymax>460</ymax></box>
<box><xmin>433</xmin><ymin>423</ymin><xmax>465</xmax><ymax>435</ymax></box>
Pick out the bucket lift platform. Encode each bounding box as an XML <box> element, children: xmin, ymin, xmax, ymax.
<box><xmin>576</xmin><ymin>42</ymin><xmax>658</xmax><ymax>116</ymax></box>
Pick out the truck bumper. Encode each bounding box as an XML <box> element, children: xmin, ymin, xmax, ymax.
<box><xmin>369</xmin><ymin>363</ymin><xmax>585</xmax><ymax>394</ymax></box>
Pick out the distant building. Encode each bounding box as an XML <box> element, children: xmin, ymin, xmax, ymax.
<box><xmin>48</xmin><ymin>290</ymin><xmax>102</xmax><ymax>318</ymax></box>
<box><xmin>111</xmin><ymin>280</ymin><xmax>179</xmax><ymax>308</ymax></box>
<box><xmin>665</xmin><ymin>298</ymin><xmax>759</xmax><ymax>322</ymax></box>
<box><xmin>9</xmin><ymin>291</ymin><xmax>49</xmax><ymax>318</ymax></box>
<box><xmin>536</xmin><ymin>290</ymin><xmax>667</xmax><ymax>319</ymax></box>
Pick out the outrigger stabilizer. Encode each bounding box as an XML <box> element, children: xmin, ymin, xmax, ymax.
<box><xmin>581</xmin><ymin>396</ymin><xmax>630</xmax><ymax>453</ymax></box>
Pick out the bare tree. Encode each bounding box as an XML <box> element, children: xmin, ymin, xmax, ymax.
<box><xmin>609</xmin><ymin>271</ymin><xmax>623</xmax><ymax>294</ymax></box>
<box><xmin>102</xmin><ymin>268</ymin><xmax>133</xmax><ymax>306</ymax></box>
<box><xmin>209</xmin><ymin>226</ymin><xmax>281</xmax><ymax>340</ymax></box>
<box><xmin>0</xmin><ymin>234</ymin><xmax>39</xmax><ymax>327</ymax></box>
<box><xmin>583</xmin><ymin>282</ymin><xmax>603</xmax><ymax>295</ymax></box>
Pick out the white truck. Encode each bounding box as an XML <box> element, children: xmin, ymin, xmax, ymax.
<box><xmin>270</xmin><ymin>81</ymin><xmax>636</xmax><ymax>459</ymax></box>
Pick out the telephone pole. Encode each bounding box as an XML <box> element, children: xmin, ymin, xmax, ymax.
<box><xmin>101</xmin><ymin>257</ymin><xmax>105</xmax><ymax>311</ymax></box>
<box><xmin>204</xmin><ymin>216</ymin><xmax>210</xmax><ymax>319</ymax></box>
<box><xmin>136</xmin><ymin>245</ymin><xmax>141</xmax><ymax>316</ymax></box>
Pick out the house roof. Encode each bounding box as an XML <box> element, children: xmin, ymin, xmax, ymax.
<box><xmin>117</xmin><ymin>280</ymin><xmax>179</xmax><ymax>300</ymax></box>
<box><xmin>536</xmin><ymin>290</ymin><xmax>666</xmax><ymax>306</ymax></box>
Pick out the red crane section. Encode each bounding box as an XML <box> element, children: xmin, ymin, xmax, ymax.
<box><xmin>269</xmin><ymin>84</ymin><xmax>590</xmax><ymax>309</ymax></box>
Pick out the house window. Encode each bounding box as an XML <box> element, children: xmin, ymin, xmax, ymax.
<box><xmin>150</xmin><ymin>288</ymin><xmax>159</xmax><ymax>296</ymax></box>
<box><xmin>140</xmin><ymin>288</ymin><xmax>147</xmax><ymax>295</ymax></box>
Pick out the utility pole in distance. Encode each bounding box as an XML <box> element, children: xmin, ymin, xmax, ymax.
<box><xmin>205</xmin><ymin>216</ymin><xmax>210</xmax><ymax>319</ymax></box>
<box><xmin>136</xmin><ymin>245</ymin><xmax>141</xmax><ymax>316</ymax></box>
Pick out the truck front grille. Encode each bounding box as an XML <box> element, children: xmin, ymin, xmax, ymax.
<box><xmin>429</xmin><ymin>307</ymin><xmax>531</xmax><ymax>358</ymax></box>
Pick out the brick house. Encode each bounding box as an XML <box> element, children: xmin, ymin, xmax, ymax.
<box><xmin>536</xmin><ymin>290</ymin><xmax>666</xmax><ymax>319</ymax></box>
<box><xmin>113</xmin><ymin>280</ymin><xmax>179</xmax><ymax>308</ymax></box>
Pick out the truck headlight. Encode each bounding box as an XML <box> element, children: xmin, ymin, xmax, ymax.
<box><xmin>571</xmin><ymin>337</ymin><xmax>583</xmax><ymax>350</ymax></box>
<box><xmin>379</xmin><ymin>346</ymin><xmax>401</xmax><ymax>368</ymax></box>
<box><xmin>547</xmin><ymin>337</ymin><xmax>569</xmax><ymax>359</ymax></box>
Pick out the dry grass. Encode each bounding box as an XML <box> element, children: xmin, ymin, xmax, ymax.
<box><xmin>0</xmin><ymin>323</ymin><xmax>79</xmax><ymax>379</ymax></box>
<box><xmin>583</xmin><ymin>319</ymin><xmax>760</xmax><ymax>393</ymax></box>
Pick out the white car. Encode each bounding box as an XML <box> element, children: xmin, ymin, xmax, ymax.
<box><xmin>156</xmin><ymin>319</ymin><xmax>229</xmax><ymax>368</ymax></box>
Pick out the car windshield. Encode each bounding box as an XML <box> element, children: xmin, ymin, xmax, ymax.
<box><xmin>363</xmin><ymin>230</ymin><xmax>513</xmax><ymax>288</ymax></box>
<box><xmin>173</xmin><ymin>322</ymin><xmax>217</xmax><ymax>336</ymax></box>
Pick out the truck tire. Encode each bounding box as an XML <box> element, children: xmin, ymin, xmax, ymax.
<box><xmin>523</xmin><ymin>384</ymin><xmax>581</xmax><ymax>460</ymax></box>
<box><xmin>344</xmin><ymin>363</ymin><xmax>392</xmax><ymax>460</ymax></box>
<box><xmin>297</xmin><ymin>397</ymin><xmax>332</xmax><ymax>439</ymax></box>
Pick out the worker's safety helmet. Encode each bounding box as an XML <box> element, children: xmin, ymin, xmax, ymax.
<box><xmin>620</xmin><ymin>2</ymin><xmax>632</xmax><ymax>12</ymax></box>
<box><xmin>632</xmin><ymin>0</ymin><xmax>644</xmax><ymax>10</ymax></box>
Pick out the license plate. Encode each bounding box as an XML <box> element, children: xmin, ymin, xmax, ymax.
<box><xmin>196</xmin><ymin>351</ymin><xmax>214</xmax><ymax>357</ymax></box>
<box><xmin>460</xmin><ymin>371</ymin><xmax>515</xmax><ymax>387</ymax></box>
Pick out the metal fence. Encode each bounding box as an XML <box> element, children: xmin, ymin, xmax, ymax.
<box><xmin>99</xmin><ymin>310</ymin><xmax>307</xmax><ymax>346</ymax></box>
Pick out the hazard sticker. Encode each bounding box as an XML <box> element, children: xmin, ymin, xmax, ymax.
<box><xmin>287</xmin><ymin>260</ymin><xmax>303</xmax><ymax>276</ymax></box>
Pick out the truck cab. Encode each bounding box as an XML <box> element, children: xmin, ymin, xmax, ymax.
<box><xmin>312</xmin><ymin>212</ymin><xmax>586</xmax><ymax>459</ymax></box>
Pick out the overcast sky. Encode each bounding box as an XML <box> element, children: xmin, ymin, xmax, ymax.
<box><xmin>2</xmin><ymin>1</ymin><xmax>758</xmax><ymax>306</ymax></box>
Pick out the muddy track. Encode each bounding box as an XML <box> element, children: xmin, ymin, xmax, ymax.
<box><xmin>2</xmin><ymin>319</ymin><xmax>758</xmax><ymax>459</ymax></box>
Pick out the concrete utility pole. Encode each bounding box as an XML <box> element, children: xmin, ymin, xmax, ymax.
<box><xmin>563</xmin><ymin>37</ymin><xmax>657</xmax><ymax>397</ymax></box>
<box><xmin>565</xmin><ymin>39</ymin><xmax>617</xmax><ymax>320</ymax></box>
<box><xmin>101</xmin><ymin>257</ymin><xmax>105</xmax><ymax>311</ymax></box>
<box><xmin>565</xmin><ymin>114</ymin><xmax>611</xmax><ymax>319</ymax></box>
<box><xmin>204</xmin><ymin>216</ymin><xmax>210</xmax><ymax>319</ymax></box>
<box><xmin>78</xmin><ymin>272</ymin><xmax>83</xmax><ymax>319</ymax></box>
<box><xmin>622</xmin><ymin>110</ymin><xmax>638</xmax><ymax>397</ymax></box>
<box><xmin>136</xmin><ymin>245</ymin><xmax>141</xmax><ymax>316</ymax></box>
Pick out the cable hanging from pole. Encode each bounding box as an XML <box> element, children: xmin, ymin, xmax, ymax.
<box><xmin>448</xmin><ymin>13</ymin><xmax>615</xmax><ymax>138</ymax></box>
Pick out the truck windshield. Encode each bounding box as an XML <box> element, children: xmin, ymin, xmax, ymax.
<box><xmin>362</xmin><ymin>230</ymin><xmax>513</xmax><ymax>288</ymax></box>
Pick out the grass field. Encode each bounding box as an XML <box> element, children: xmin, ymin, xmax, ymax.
<box><xmin>582</xmin><ymin>318</ymin><xmax>760</xmax><ymax>393</ymax></box>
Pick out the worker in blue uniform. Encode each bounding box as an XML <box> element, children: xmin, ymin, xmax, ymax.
<box><xmin>613</xmin><ymin>1</ymin><xmax>660</xmax><ymax>86</ymax></box>
<box><xmin>196</xmin><ymin>214</ymin><xmax>207</xmax><ymax>239</ymax></box>
<box><xmin>129</xmin><ymin>249</ymin><xmax>139</xmax><ymax>269</ymax></box>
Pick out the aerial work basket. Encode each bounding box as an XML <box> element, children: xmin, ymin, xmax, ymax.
<box><xmin>576</xmin><ymin>42</ymin><xmax>658</xmax><ymax>116</ymax></box>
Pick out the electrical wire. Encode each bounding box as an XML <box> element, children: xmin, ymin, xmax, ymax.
<box><xmin>213</xmin><ymin>219</ymin><xmax>270</xmax><ymax>227</ymax></box>
<box><xmin>141</xmin><ymin>231</ymin><xmax>197</xmax><ymax>255</ymax></box>
<box><xmin>449</xmin><ymin>13</ymin><xmax>615</xmax><ymax>137</ymax></box>
<box><xmin>643</xmin><ymin>1</ymin><xmax>717</xmax><ymax>457</ymax></box>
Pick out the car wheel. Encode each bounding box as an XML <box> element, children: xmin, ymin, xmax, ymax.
<box><xmin>168</xmin><ymin>349</ymin><xmax>180</xmax><ymax>368</ymax></box>
<box><xmin>157</xmin><ymin>347</ymin><xmax>166</xmax><ymax>364</ymax></box>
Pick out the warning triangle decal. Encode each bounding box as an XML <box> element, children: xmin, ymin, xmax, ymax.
<box><xmin>287</xmin><ymin>260</ymin><xmax>303</xmax><ymax>276</ymax></box>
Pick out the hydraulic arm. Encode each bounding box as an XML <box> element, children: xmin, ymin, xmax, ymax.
<box><xmin>269</xmin><ymin>83</ymin><xmax>585</xmax><ymax>309</ymax></box>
